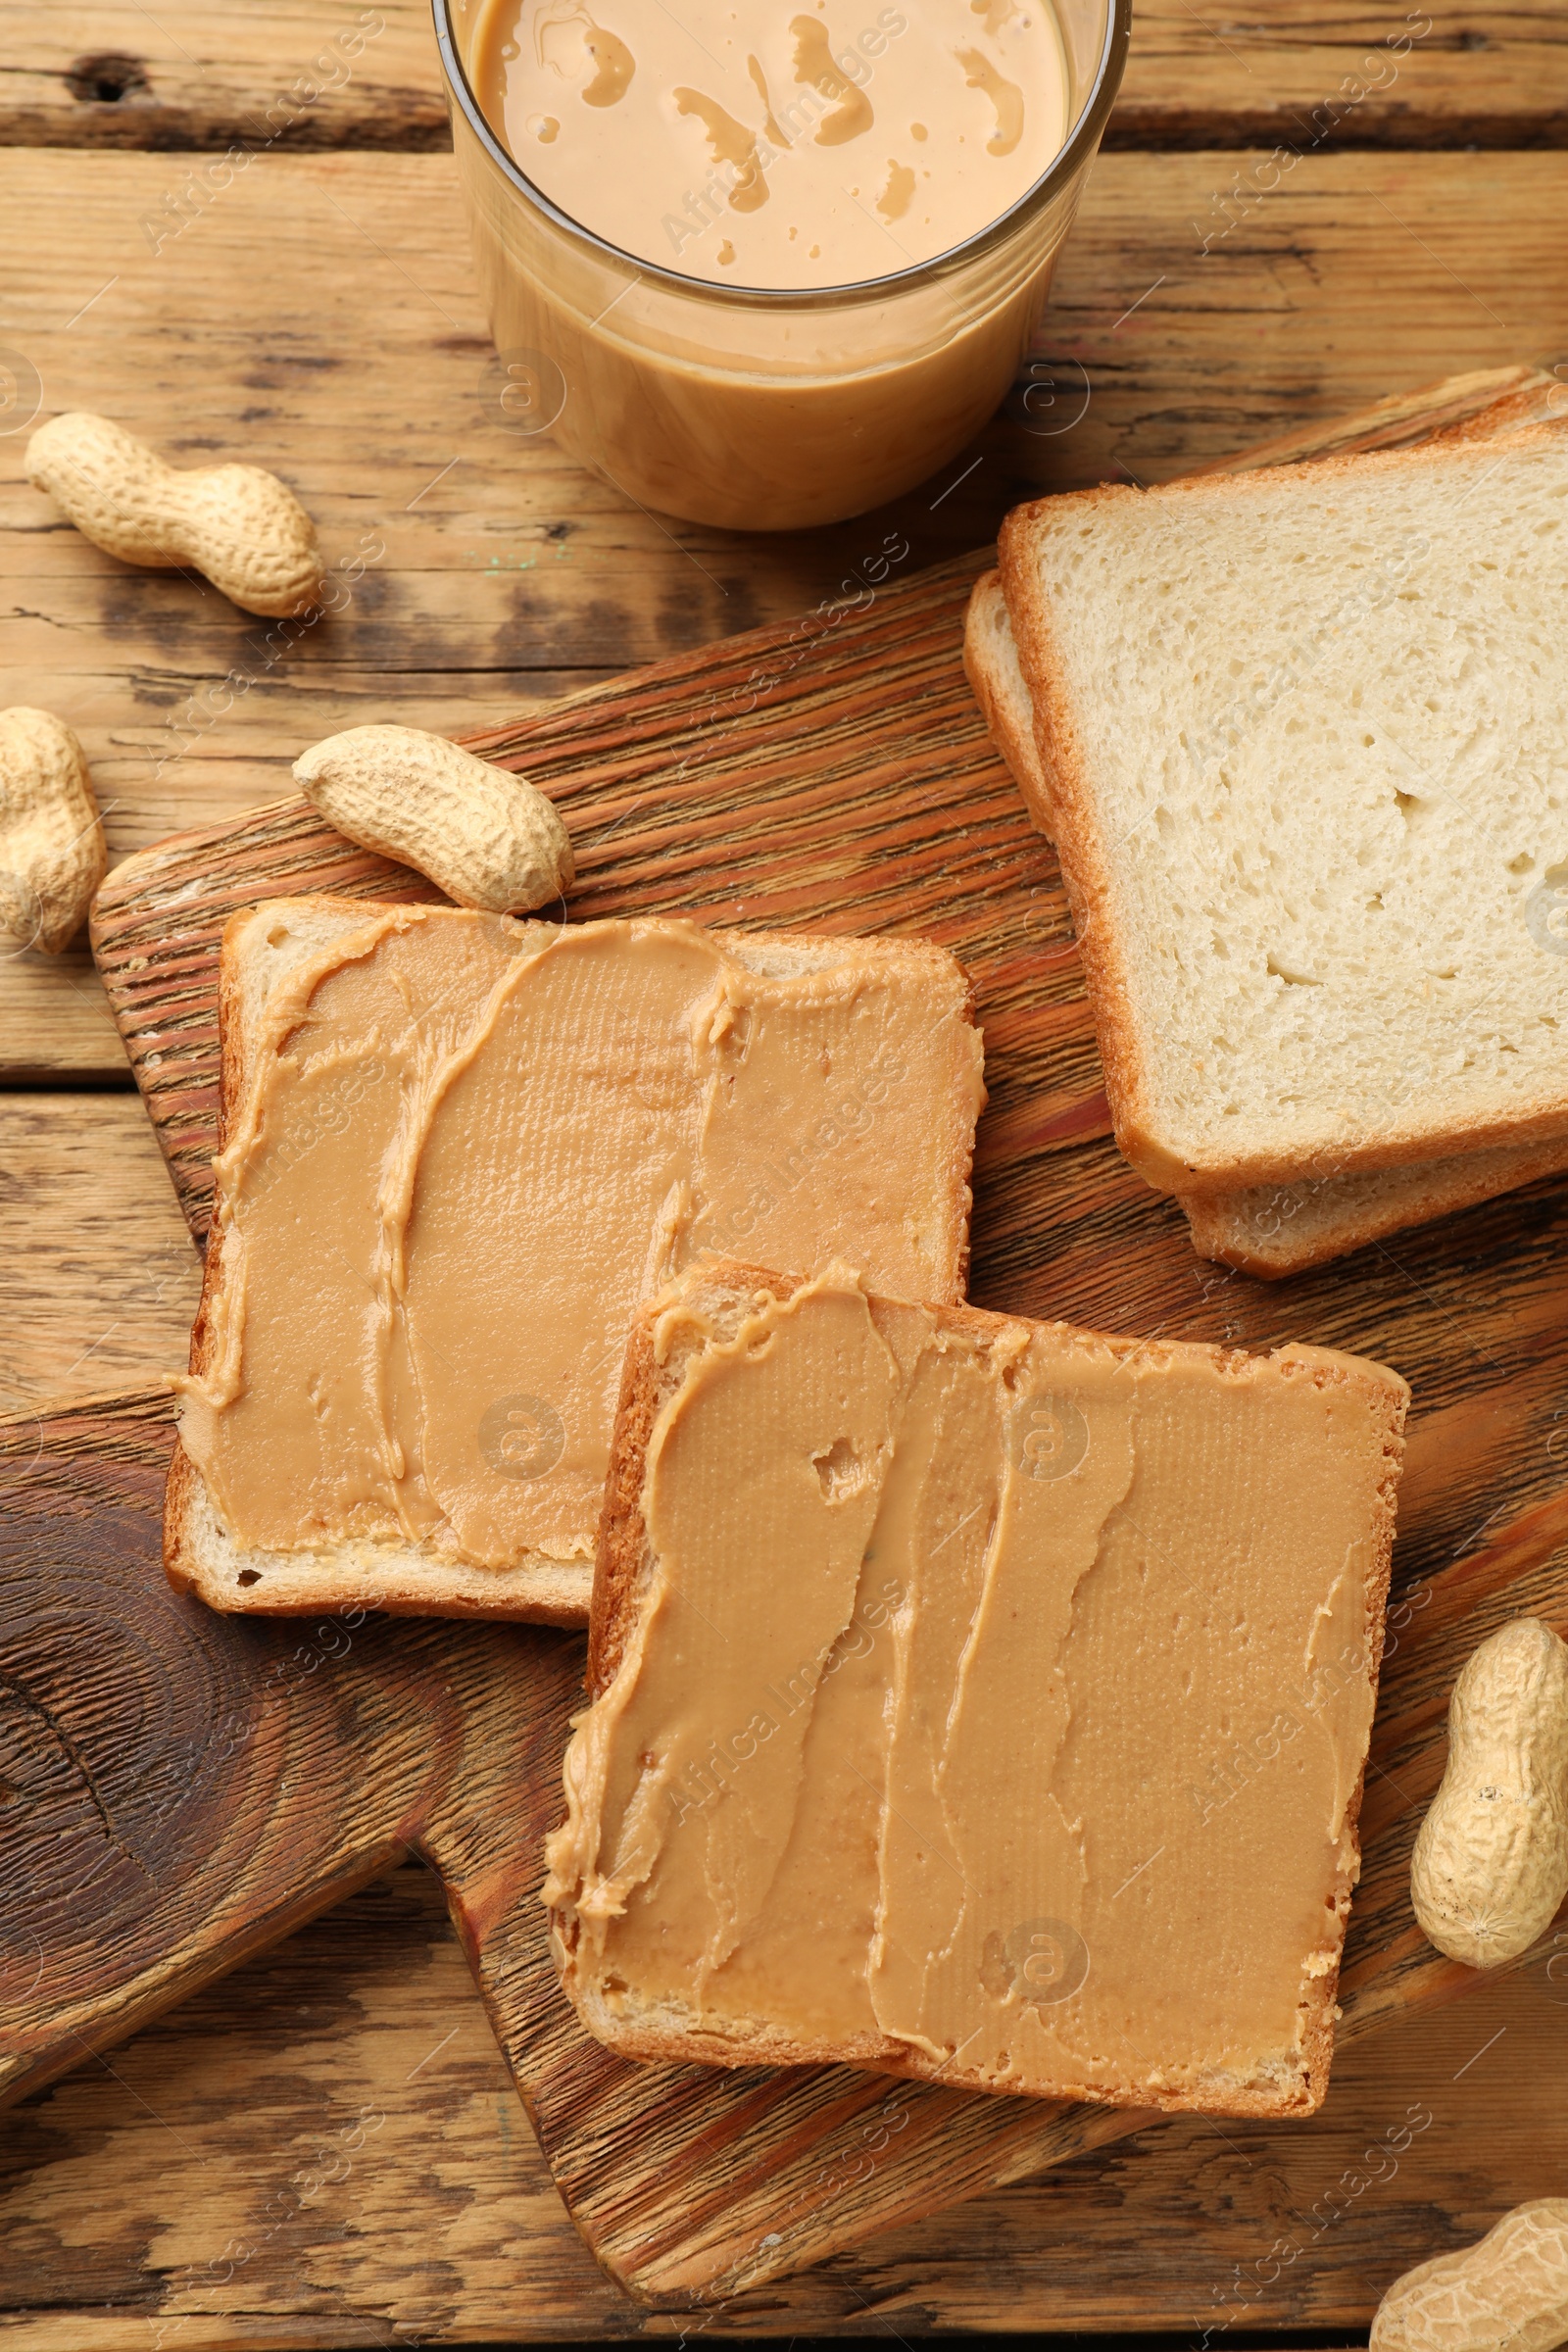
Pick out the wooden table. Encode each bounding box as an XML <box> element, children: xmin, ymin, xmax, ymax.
<box><xmin>2</xmin><ymin>3</ymin><xmax>1565</xmax><ymax>2341</ymax></box>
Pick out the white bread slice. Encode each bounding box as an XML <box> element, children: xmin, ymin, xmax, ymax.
<box><xmin>969</xmin><ymin>398</ymin><xmax>1568</xmax><ymax>1268</ymax></box>
<box><xmin>548</xmin><ymin>1261</ymin><xmax>1407</xmax><ymax>2118</ymax></box>
<box><xmin>166</xmin><ymin>898</ymin><xmax>984</xmax><ymax>1624</ymax></box>
<box><xmin>965</xmin><ymin>559</ymin><xmax>1568</xmax><ymax>1275</ymax></box>
<box><xmin>998</xmin><ymin>427</ymin><xmax>1568</xmax><ymax>1196</ymax></box>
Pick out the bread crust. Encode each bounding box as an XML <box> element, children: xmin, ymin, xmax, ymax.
<box><xmin>564</xmin><ymin>1265</ymin><xmax>1405</xmax><ymax>2119</ymax></box>
<box><xmin>166</xmin><ymin>904</ymin><xmax>981</xmax><ymax>1625</ymax></box>
<box><xmin>961</xmin><ymin>569</ymin><xmax>1055</xmax><ymax>834</ymax></box>
<box><xmin>1000</xmin><ymin>423</ymin><xmax>1568</xmax><ymax>1194</ymax></box>
<box><xmin>587</xmin><ymin>1298</ymin><xmax>666</xmax><ymax>1695</ymax></box>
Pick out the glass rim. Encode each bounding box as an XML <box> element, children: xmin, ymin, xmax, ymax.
<box><xmin>431</xmin><ymin>0</ymin><xmax>1133</xmax><ymax>309</ymax></box>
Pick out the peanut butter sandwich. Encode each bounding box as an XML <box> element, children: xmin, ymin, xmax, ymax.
<box><xmin>167</xmin><ymin>902</ymin><xmax>985</xmax><ymax>1623</ymax></box>
<box><xmin>545</xmin><ymin>1261</ymin><xmax>1409</xmax><ymax>2115</ymax></box>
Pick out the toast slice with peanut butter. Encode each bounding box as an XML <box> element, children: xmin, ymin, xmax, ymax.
<box><xmin>546</xmin><ymin>1260</ymin><xmax>1408</xmax><ymax>2116</ymax></box>
<box><xmin>165</xmin><ymin>901</ymin><xmax>985</xmax><ymax>1624</ymax></box>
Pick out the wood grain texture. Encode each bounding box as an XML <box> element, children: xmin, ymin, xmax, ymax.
<box><xmin>4</xmin><ymin>1380</ymin><xmax>1566</xmax><ymax>2328</ymax></box>
<box><xmin>0</xmin><ymin>952</ymin><xmax>126</xmax><ymax>1084</ymax></box>
<box><xmin>1</xmin><ymin>0</ymin><xmax>1562</xmax><ymax>151</ymax></box>
<box><xmin>1110</xmin><ymin>0</ymin><xmax>1568</xmax><ymax>149</ymax></box>
<box><xmin>0</xmin><ymin>1095</ymin><xmax>201</xmax><ymax>1410</ymax></box>
<box><xmin>0</xmin><ymin>2</ymin><xmax>451</xmax><ymax>150</ymax></box>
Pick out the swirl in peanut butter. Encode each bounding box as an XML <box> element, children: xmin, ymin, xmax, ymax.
<box><xmin>531</xmin><ymin>0</ymin><xmax>635</xmax><ymax>105</ymax></box>
<box><xmin>673</xmin><ymin>87</ymin><xmax>771</xmax><ymax>211</ymax></box>
<box><xmin>789</xmin><ymin>16</ymin><xmax>874</xmax><ymax>144</ymax></box>
<box><xmin>469</xmin><ymin>0</ymin><xmax>1069</xmax><ymax>289</ymax></box>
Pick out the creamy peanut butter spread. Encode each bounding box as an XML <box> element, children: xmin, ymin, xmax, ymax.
<box><xmin>175</xmin><ymin>908</ymin><xmax>983</xmax><ymax>1595</ymax></box>
<box><xmin>546</xmin><ymin>1267</ymin><xmax>1408</xmax><ymax>2110</ymax></box>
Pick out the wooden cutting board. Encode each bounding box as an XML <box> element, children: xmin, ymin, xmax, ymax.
<box><xmin>48</xmin><ymin>364</ymin><xmax>1568</xmax><ymax>2313</ymax></box>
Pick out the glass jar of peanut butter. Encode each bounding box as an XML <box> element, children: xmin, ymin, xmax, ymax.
<box><xmin>434</xmin><ymin>0</ymin><xmax>1129</xmax><ymax>529</ymax></box>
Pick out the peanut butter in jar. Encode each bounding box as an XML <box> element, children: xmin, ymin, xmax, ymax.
<box><xmin>437</xmin><ymin>0</ymin><xmax>1127</xmax><ymax>527</ymax></box>
<box><xmin>469</xmin><ymin>0</ymin><xmax>1069</xmax><ymax>292</ymax></box>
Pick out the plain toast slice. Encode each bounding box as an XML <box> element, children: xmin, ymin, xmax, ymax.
<box><xmin>961</xmin><ymin>568</ymin><xmax>1054</xmax><ymax>831</ymax></box>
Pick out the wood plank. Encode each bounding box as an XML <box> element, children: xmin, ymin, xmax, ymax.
<box><xmin>0</xmin><ymin>954</ymin><xmax>125</xmax><ymax>1083</ymax></box>
<box><xmin>4</xmin><ymin>1845</ymin><xmax>1566</xmax><ymax>2339</ymax></box>
<box><xmin>0</xmin><ymin>1096</ymin><xmax>201</xmax><ymax>1408</ymax></box>
<box><xmin>3</xmin><ymin>146</ymin><xmax>1567</xmax><ymax>1080</ymax></box>
<box><xmin>0</xmin><ymin>0</ymin><xmax>1562</xmax><ymax>151</ymax></box>
<box><xmin>1111</xmin><ymin>0</ymin><xmax>1568</xmax><ymax>149</ymax></box>
<box><xmin>0</xmin><ymin>2</ymin><xmax>450</xmax><ymax>150</ymax></box>
<box><xmin>1038</xmin><ymin>150</ymin><xmax>1568</xmax><ymax>478</ymax></box>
